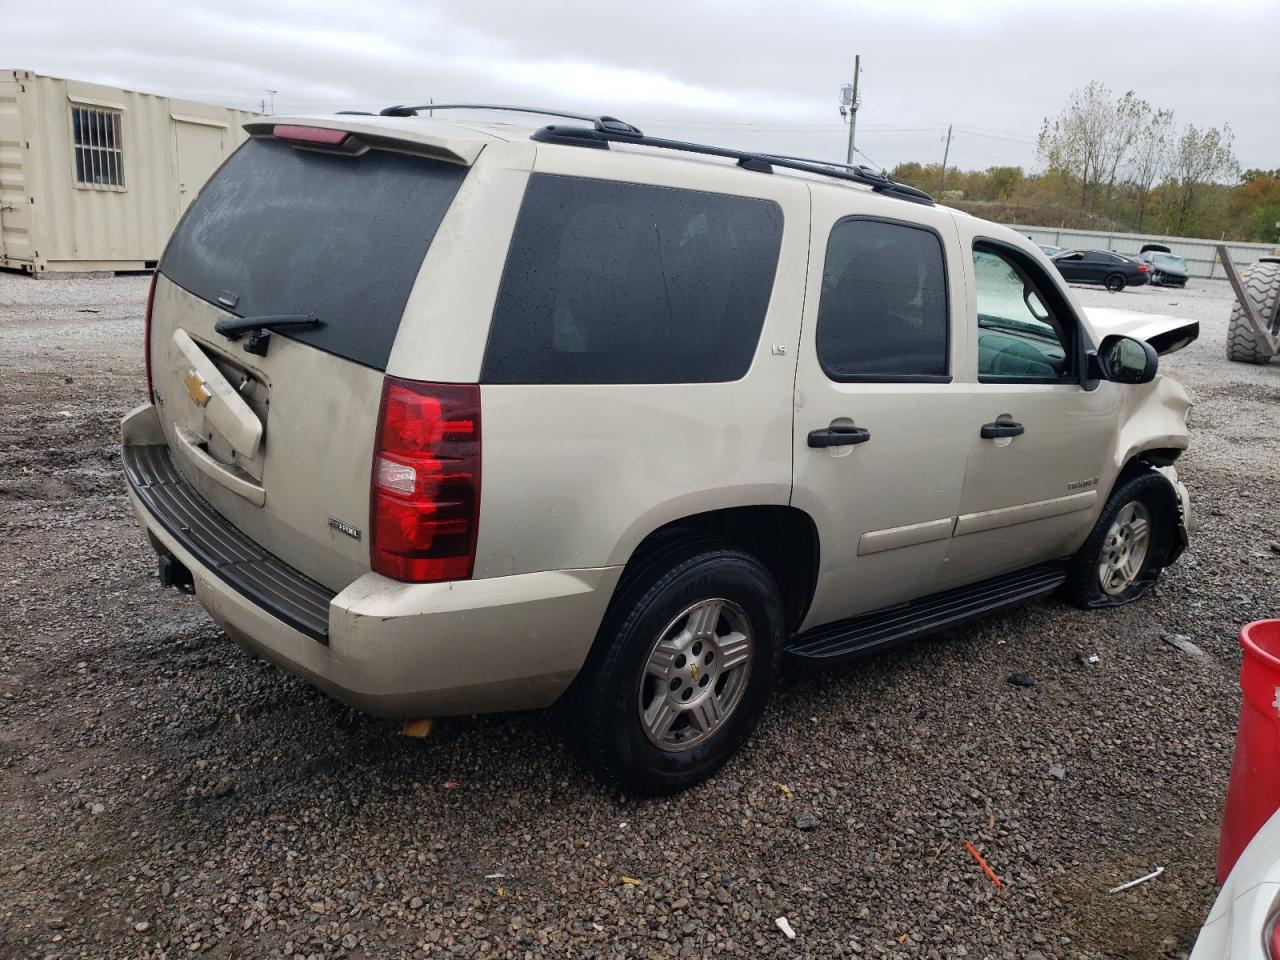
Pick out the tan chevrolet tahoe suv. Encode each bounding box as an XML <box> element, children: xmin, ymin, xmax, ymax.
<box><xmin>122</xmin><ymin>106</ymin><xmax>1197</xmax><ymax>794</ymax></box>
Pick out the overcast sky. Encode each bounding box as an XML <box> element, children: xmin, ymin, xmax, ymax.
<box><xmin>6</xmin><ymin>0</ymin><xmax>1278</xmax><ymax>174</ymax></box>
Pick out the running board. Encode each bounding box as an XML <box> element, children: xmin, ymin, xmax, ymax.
<box><xmin>787</xmin><ymin>563</ymin><xmax>1066</xmax><ymax>662</ymax></box>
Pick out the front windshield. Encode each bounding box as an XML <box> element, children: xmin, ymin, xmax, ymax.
<box><xmin>1153</xmin><ymin>254</ymin><xmax>1187</xmax><ymax>269</ymax></box>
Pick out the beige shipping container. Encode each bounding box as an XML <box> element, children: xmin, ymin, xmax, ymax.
<box><xmin>0</xmin><ymin>69</ymin><xmax>258</xmax><ymax>275</ymax></box>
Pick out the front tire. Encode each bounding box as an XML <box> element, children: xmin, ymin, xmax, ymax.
<box><xmin>1063</xmin><ymin>470</ymin><xmax>1178</xmax><ymax>608</ymax></box>
<box><xmin>560</xmin><ymin>544</ymin><xmax>784</xmax><ymax>795</ymax></box>
<box><xmin>1105</xmin><ymin>273</ymin><xmax>1126</xmax><ymax>292</ymax></box>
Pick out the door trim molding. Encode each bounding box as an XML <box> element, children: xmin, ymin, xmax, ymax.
<box><xmin>954</xmin><ymin>490</ymin><xmax>1097</xmax><ymax>537</ymax></box>
<box><xmin>857</xmin><ymin>516</ymin><xmax>955</xmax><ymax>556</ymax></box>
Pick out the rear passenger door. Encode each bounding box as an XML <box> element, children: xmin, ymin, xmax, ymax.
<box><xmin>791</xmin><ymin>192</ymin><xmax>973</xmax><ymax>630</ymax></box>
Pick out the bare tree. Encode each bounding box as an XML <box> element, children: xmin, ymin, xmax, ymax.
<box><xmin>1037</xmin><ymin>82</ymin><xmax>1152</xmax><ymax>212</ymax></box>
<box><xmin>1163</xmin><ymin>123</ymin><xmax>1239</xmax><ymax>233</ymax></box>
<box><xmin>1129</xmin><ymin>109</ymin><xmax>1174</xmax><ymax>230</ymax></box>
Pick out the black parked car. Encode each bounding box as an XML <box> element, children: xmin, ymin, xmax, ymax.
<box><xmin>1051</xmin><ymin>249</ymin><xmax>1151</xmax><ymax>292</ymax></box>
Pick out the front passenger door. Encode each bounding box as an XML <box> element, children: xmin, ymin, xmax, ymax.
<box><xmin>940</xmin><ymin>236</ymin><xmax>1119</xmax><ymax>587</ymax></box>
<box><xmin>1052</xmin><ymin>251</ymin><xmax>1085</xmax><ymax>283</ymax></box>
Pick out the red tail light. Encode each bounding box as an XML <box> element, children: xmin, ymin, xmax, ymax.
<box><xmin>370</xmin><ymin>378</ymin><xmax>481</xmax><ymax>583</ymax></box>
<box><xmin>1138</xmin><ymin>264</ymin><xmax>1150</xmax><ymax>272</ymax></box>
<box><xmin>144</xmin><ymin>271</ymin><xmax>158</xmax><ymax>398</ymax></box>
<box><xmin>1269</xmin><ymin>908</ymin><xmax>1280</xmax><ymax>960</ymax></box>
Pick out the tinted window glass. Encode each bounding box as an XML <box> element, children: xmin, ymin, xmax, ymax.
<box><xmin>482</xmin><ymin>175</ymin><xmax>783</xmax><ymax>385</ymax></box>
<box><xmin>160</xmin><ymin>137</ymin><xmax>467</xmax><ymax>370</ymax></box>
<box><xmin>974</xmin><ymin>246</ymin><xmax>1071</xmax><ymax>380</ymax></box>
<box><xmin>816</xmin><ymin>218</ymin><xmax>948</xmax><ymax>379</ymax></box>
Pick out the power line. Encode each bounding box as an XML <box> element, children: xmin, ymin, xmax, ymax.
<box><xmin>952</xmin><ymin>126</ymin><xmax>1037</xmax><ymax>146</ymax></box>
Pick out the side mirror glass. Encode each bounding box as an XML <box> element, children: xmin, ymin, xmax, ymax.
<box><xmin>1100</xmin><ymin>335</ymin><xmax>1158</xmax><ymax>384</ymax></box>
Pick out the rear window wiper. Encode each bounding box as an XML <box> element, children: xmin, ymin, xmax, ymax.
<box><xmin>213</xmin><ymin>315</ymin><xmax>322</xmax><ymax>357</ymax></box>
<box><xmin>214</xmin><ymin>315</ymin><xmax>322</xmax><ymax>339</ymax></box>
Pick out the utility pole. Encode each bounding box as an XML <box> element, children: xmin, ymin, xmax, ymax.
<box><xmin>844</xmin><ymin>55</ymin><xmax>860</xmax><ymax>166</ymax></box>
<box><xmin>266</xmin><ymin>89</ymin><xmax>277</xmax><ymax>114</ymax></box>
<box><xmin>938</xmin><ymin>124</ymin><xmax>953</xmax><ymax>193</ymax></box>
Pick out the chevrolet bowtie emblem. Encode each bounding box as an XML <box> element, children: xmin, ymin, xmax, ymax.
<box><xmin>690</xmin><ymin>663</ymin><xmax>700</xmax><ymax>681</ymax></box>
<box><xmin>184</xmin><ymin>369</ymin><xmax>211</xmax><ymax>407</ymax></box>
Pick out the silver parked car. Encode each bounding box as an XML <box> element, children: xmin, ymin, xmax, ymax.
<box><xmin>1139</xmin><ymin>250</ymin><xmax>1191</xmax><ymax>287</ymax></box>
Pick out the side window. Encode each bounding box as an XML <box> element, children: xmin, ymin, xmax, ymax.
<box><xmin>71</xmin><ymin>106</ymin><xmax>125</xmax><ymax>188</ymax></box>
<box><xmin>482</xmin><ymin>175</ymin><xmax>783</xmax><ymax>385</ymax></box>
<box><xmin>815</xmin><ymin>218</ymin><xmax>949</xmax><ymax>381</ymax></box>
<box><xmin>973</xmin><ymin>244</ymin><xmax>1074</xmax><ymax>381</ymax></box>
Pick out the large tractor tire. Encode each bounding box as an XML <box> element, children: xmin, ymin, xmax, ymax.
<box><xmin>1226</xmin><ymin>259</ymin><xmax>1280</xmax><ymax>364</ymax></box>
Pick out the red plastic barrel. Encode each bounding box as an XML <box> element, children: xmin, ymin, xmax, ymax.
<box><xmin>1217</xmin><ymin>619</ymin><xmax>1280</xmax><ymax>885</ymax></box>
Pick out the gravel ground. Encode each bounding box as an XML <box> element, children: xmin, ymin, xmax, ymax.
<box><xmin>0</xmin><ymin>272</ymin><xmax>1277</xmax><ymax>960</ymax></box>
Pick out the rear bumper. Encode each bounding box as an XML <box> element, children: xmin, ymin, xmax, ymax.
<box><xmin>121</xmin><ymin>403</ymin><xmax>622</xmax><ymax>718</ymax></box>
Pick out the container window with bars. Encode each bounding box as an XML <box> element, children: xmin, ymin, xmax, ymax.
<box><xmin>71</xmin><ymin>106</ymin><xmax>125</xmax><ymax>188</ymax></box>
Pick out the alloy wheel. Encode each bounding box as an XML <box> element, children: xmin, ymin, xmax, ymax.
<box><xmin>1098</xmin><ymin>501</ymin><xmax>1152</xmax><ymax>595</ymax></box>
<box><xmin>637</xmin><ymin>598</ymin><xmax>753</xmax><ymax>751</ymax></box>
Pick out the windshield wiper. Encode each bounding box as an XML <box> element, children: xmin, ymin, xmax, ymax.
<box><xmin>978</xmin><ymin>315</ymin><xmax>1060</xmax><ymax>343</ymax></box>
<box><xmin>214</xmin><ymin>314</ymin><xmax>322</xmax><ymax>339</ymax></box>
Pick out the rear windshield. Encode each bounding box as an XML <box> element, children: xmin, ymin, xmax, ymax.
<box><xmin>160</xmin><ymin>136</ymin><xmax>467</xmax><ymax>370</ymax></box>
<box><xmin>482</xmin><ymin>174</ymin><xmax>783</xmax><ymax>385</ymax></box>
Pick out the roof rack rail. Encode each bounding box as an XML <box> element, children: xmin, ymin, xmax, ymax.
<box><xmin>762</xmin><ymin>152</ymin><xmax>885</xmax><ymax>176</ymax></box>
<box><xmin>372</xmin><ymin>102</ymin><xmax>931</xmax><ymax>204</ymax></box>
<box><xmin>530</xmin><ymin>123</ymin><xmax>934</xmax><ymax>205</ymax></box>
<box><xmin>376</xmin><ymin>102</ymin><xmax>643</xmax><ymax>136</ymax></box>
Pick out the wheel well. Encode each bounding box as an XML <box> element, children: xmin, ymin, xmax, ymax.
<box><xmin>1120</xmin><ymin>448</ymin><xmax>1182</xmax><ymax>477</ymax></box>
<box><xmin>619</xmin><ymin>506</ymin><xmax>820</xmax><ymax>634</ymax></box>
<box><xmin>1114</xmin><ymin>451</ymin><xmax>1184</xmax><ymax>562</ymax></box>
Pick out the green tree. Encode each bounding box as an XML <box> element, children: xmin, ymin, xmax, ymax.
<box><xmin>1158</xmin><ymin>123</ymin><xmax>1240</xmax><ymax>234</ymax></box>
<box><xmin>1231</xmin><ymin>169</ymin><xmax>1280</xmax><ymax>243</ymax></box>
<box><xmin>986</xmin><ymin>166</ymin><xmax>1024</xmax><ymax>200</ymax></box>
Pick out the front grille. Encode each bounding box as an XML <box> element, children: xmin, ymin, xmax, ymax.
<box><xmin>123</xmin><ymin>444</ymin><xmax>334</xmax><ymax>643</ymax></box>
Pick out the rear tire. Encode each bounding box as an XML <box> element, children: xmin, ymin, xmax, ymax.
<box><xmin>559</xmin><ymin>543</ymin><xmax>784</xmax><ymax>795</ymax></box>
<box><xmin>1226</xmin><ymin>260</ymin><xmax>1279</xmax><ymax>365</ymax></box>
<box><xmin>1063</xmin><ymin>470</ymin><xmax>1178</xmax><ymax>609</ymax></box>
<box><xmin>1105</xmin><ymin>273</ymin><xmax>1126</xmax><ymax>292</ymax></box>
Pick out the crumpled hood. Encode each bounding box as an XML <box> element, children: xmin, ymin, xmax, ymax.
<box><xmin>1082</xmin><ymin>306</ymin><xmax>1200</xmax><ymax>356</ymax></box>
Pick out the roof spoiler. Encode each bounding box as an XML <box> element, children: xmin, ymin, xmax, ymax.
<box><xmin>243</xmin><ymin>119</ymin><xmax>481</xmax><ymax>166</ymax></box>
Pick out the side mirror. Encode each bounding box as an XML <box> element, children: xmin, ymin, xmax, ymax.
<box><xmin>1099</xmin><ymin>334</ymin><xmax>1158</xmax><ymax>384</ymax></box>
